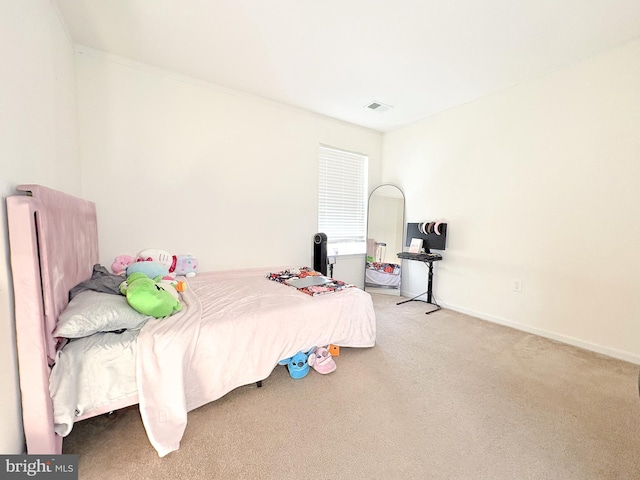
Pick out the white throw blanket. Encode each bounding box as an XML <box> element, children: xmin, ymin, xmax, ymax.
<box><xmin>136</xmin><ymin>268</ymin><xmax>376</xmax><ymax>456</ymax></box>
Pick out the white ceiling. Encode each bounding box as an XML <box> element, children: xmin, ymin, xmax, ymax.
<box><xmin>53</xmin><ymin>0</ymin><xmax>640</xmax><ymax>132</ymax></box>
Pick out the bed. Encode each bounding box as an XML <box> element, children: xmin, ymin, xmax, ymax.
<box><xmin>7</xmin><ymin>185</ymin><xmax>376</xmax><ymax>457</ymax></box>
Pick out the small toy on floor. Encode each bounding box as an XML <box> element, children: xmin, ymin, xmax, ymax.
<box><xmin>308</xmin><ymin>346</ymin><xmax>337</xmax><ymax>374</ymax></box>
<box><xmin>279</xmin><ymin>351</ymin><xmax>312</xmax><ymax>379</ymax></box>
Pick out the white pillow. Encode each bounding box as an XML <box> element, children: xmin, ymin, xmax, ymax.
<box><xmin>53</xmin><ymin>290</ymin><xmax>151</xmax><ymax>338</ymax></box>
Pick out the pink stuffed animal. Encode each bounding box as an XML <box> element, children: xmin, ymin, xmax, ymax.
<box><xmin>112</xmin><ymin>255</ymin><xmax>135</xmax><ymax>275</ymax></box>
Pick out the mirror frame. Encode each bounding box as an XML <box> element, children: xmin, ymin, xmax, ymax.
<box><xmin>364</xmin><ymin>184</ymin><xmax>405</xmax><ymax>293</ymax></box>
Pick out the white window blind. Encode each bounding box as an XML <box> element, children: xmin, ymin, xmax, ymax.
<box><xmin>318</xmin><ymin>145</ymin><xmax>368</xmax><ymax>255</ymax></box>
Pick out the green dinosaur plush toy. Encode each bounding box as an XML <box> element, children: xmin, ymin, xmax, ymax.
<box><xmin>120</xmin><ymin>272</ymin><xmax>182</xmax><ymax>318</ymax></box>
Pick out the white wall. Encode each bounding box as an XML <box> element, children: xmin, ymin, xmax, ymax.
<box><xmin>75</xmin><ymin>49</ymin><xmax>382</xmax><ymax>286</ymax></box>
<box><xmin>383</xmin><ymin>38</ymin><xmax>640</xmax><ymax>363</ymax></box>
<box><xmin>0</xmin><ymin>0</ymin><xmax>81</xmax><ymax>453</ymax></box>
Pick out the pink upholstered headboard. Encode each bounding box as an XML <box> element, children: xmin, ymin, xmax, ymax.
<box><xmin>6</xmin><ymin>184</ymin><xmax>99</xmax><ymax>454</ymax></box>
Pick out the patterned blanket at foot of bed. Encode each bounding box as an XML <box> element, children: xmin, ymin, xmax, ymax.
<box><xmin>266</xmin><ymin>267</ymin><xmax>354</xmax><ymax>296</ymax></box>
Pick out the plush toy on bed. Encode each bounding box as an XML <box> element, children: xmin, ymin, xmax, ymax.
<box><xmin>126</xmin><ymin>260</ymin><xmax>169</xmax><ymax>279</ymax></box>
<box><xmin>136</xmin><ymin>249</ymin><xmax>198</xmax><ymax>278</ymax></box>
<box><xmin>157</xmin><ymin>278</ymin><xmax>187</xmax><ymax>300</ymax></box>
<box><xmin>112</xmin><ymin>255</ymin><xmax>135</xmax><ymax>275</ymax></box>
<box><xmin>112</xmin><ymin>255</ymin><xmax>171</xmax><ymax>278</ymax></box>
<box><xmin>120</xmin><ymin>272</ymin><xmax>182</xmax><ymax>318</ymax></box>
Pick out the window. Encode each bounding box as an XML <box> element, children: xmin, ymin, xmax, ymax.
<box><xmin>318</xmin><ymin>145</ymin><xmax>369</xmax><ymax>255</ymax></box>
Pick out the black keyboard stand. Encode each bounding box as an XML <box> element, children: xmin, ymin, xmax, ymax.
<box><xmin>396</xmin><ymin>252</ymin><xmax>442</xmax><ymax>314</ymax></box>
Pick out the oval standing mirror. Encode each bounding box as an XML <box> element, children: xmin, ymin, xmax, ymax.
<box><xmin>364</xmin><ymin>184</ymin><xmax>405</xmax><ymax>295</ymax></box>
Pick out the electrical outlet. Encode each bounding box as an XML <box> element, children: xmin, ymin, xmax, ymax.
<box><xmin>512</xmin><ymin>280</ymin><xmax>522</xmax><ymax>292</ymax></box>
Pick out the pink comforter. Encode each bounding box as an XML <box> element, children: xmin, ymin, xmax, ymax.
<box><xmin>136</xmin><ymin>268</ymin><xmax>376</xmax><ymax>456</ymax></box>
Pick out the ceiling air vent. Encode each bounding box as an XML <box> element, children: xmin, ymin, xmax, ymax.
<box><xmin>365</xmin><ymin>101</ymin><xmax>393</xmax><ymax>113</ymax></box>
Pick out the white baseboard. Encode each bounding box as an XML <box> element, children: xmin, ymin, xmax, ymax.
<box><xmin>400</xmin><ymin>291</ymin><xmax>640</xmax><ymax>366</ymax></box>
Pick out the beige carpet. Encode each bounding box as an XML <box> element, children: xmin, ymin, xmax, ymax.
<box><xmin>64</xmin><ymin>293</ymin><xmax>640</xmax><ymax>479</ymax></box>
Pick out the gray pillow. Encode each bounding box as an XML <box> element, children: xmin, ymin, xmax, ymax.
<box><xmin>53</xmin><ymin>290</ymin><xmax>151</xmax><ymax>338</ymax></box>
